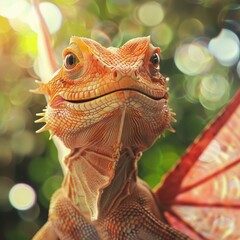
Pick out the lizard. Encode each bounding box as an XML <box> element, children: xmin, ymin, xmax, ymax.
<box><xmin>32</xmin><ymin>36</ymin><xmax>191</xmax><ymax>239</ymax></box>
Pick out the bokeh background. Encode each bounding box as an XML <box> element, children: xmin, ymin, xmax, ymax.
<box><xmin>0</xmin><ymin>0</ymin><xmax>239</xmax><ymax>239</ymax></box>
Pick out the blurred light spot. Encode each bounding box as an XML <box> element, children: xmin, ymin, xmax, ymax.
<box><xmin>4</xmin><ymin>108</ymin><xmax>27</xmax><ymax>133</ymax></box>
<box><xmin>0</xmin><ymin>0</ymin><xmax>29</xmax><ymax>19</ymax></box>
<box><xmin>170</xmin><ymin>74</ymin><xmax>186</xmax><ymax>99</ymax></box>
<box><xmin>29</xmin><ymin>2</ymin><xmax>62</xmax><ymax>34</ymax></box>
<box><xmin>178</xmin><ymin>18</ymin><xmax>204</xmax><ymax>39</ymax></box>
<box><xmin>12</xmin><ymin>53</ymin><xmax>35</xmax><ymax>69</ymax></box>
<box><xmin>0</xmin><ymin>177</ymin><xmax>14</xmax><ymax>210</ymax></box>
<box><xmin>9</xmin><ymin>183</ymin><xmax>36</xmax><ymax>210</ymax></box>
<box><xmin>185</xmin><ymin>76</ymin><xmax>201</xmax><ymax>103</ymax></box>
<box><xmin>87</xmin><ymin>1</ymin><xmax>100</xmax><ymax>16</ymax></box>
<box><xmin>91</xmin><ymin>30</ymin><xmax>112</xmax><ymax>47</ymax></box>
<box><xmin>137</xmin><ymin>1</ymin><xmax>164</xmax><ymax>27</ymax></box>
<box><xmin>151</xmin><ymin>23</ymin><xmax>173</xmax><ymax>51</ymax></box>
<box><xmin>112</xmin><ymin>34</ymin><xmax>123</xmax><ymax>48</ymax></box>
<box><xmin>8</xmin><ymin>1</ymin><xmax>32</xmax><ymax>32</ymax></box>
<box><xmin>11</xmin><ymin>130</ymin><xmax>36</xmax><ymax>156</ymax></box>
<box><xmin>208</xmin><ymin>29</ymin><xmax>240</xmax><ymax>67</ymax></box>
<box><xmin>42</xmin><ymin>175</ymin><xmax>63</xmax><ymax>200</ymax></box>
<box><xmin>174</xmin><ymin>42</ymin><xmax>213</xmax><ymax>76</ymax></box>
<box><xmin>9</xmin><ymin>17</ymin><xmax>31</xmax><ymax>34</ymax></box>
<box><xmin>199</xmin><ymin>74</ymin><xmax>229</xmax><ymax>110</ymax></box>
<box><xmin>119</xmin><ymin>18</ymin><xmax>138</xmax><ymax>33</ymax></box>
<box><xmin>119</xmin><ymin>32</ymin><xmax>142</xmax><ymax>46</ymax></box>
<box><xmin>9</xmin><ymin>81</ymin><xmax>32</xmax><ymax>106</ymax></box>
<box><xmin>118</xmin><ymin>17</ymin><xmax>143</xmax><ymax>44</ymax></box>
<box><xmin>91</xmin><ymin>21</ymin><xmax>119</xmax><ymax>47</ymax></box>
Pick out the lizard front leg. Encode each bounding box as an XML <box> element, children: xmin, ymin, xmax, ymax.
<box><xmin>32</xmin><ymin>221</ymin><xmax>58</xmax><ymax>240</ymax></box>
<box><xmin>100</xmin><ymin>181</ymin><xmax>190</xmax><ymax>240</ymax></box>
<box><xmin>33</xmin><ymin>189</ymin><xmax>100</xmax><ymax>240</ymax></box>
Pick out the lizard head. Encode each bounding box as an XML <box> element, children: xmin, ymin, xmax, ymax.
<box><xmin>35</xmin><ymin>36</ymin><xmax>174</xmax><ymax>152</ymax></box>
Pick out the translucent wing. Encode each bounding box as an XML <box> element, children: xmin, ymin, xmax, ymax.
<box><xmin>156</xmin><ymin>89</ymin><xmax>240</xmax><ymax>240</ymax></box>
<box><xmin>32</xmin><ymin>0</ymin><xmax>57</xmax><ymax>82</ymax></box>
<box><xmin>32</xmin><ymin>0</ymin><xmax>69</xmax><ymax>172</ymax></box>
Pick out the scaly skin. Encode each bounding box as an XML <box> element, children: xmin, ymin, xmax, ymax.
<box><xmin>33</xmin><ymin>36</ymin><xmax>189</xmax><ymax>239</ymax></box>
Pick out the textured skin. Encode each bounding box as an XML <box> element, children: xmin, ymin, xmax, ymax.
<box><xmin>33</xmin><ymin>36</ymin><xmax>189</xmax><ymax>239</ymax></box>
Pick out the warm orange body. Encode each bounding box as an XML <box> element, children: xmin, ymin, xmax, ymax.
<box><xmin>33</xmin><ymin>37</ymin><xmax>189</xmax><ymax>239</ymax></box>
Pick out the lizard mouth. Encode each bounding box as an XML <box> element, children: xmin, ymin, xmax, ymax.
<box><xmin>64</xmin><ymin>88</ymin><xmax>168</xmax><ymax>104</ymax></box>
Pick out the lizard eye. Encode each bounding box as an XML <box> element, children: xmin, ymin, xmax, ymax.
<box><xmin>64</xmin><ymin>53</ymin><xmax>79</xmax><ymax>70</ymax></box>
<box><xmin>149</xmin><ymin>52</ymin><xmax>160</xmax><ymax>76</ymax></box>
<box><xmin>150</xmin><ymin>52</ymin><xmax>160</xmax><ymax>67</ymax></box>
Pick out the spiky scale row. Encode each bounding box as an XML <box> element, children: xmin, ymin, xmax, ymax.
<box><xmin>31</xmin><ymin>79</ymin><xmax>51</xmax><ymax>136</ymax></box>
<box><xmin>35</xmin><ymin>123</ymin><xmax>54</xmax><ymax>140</ymax></box>
<box><xmin>166</xmin><ymin>123</ymin><xmax>175</xmax><ymax>133</ymax></box>
<box><xmin>35</xmin><ymin>116</ymin><xmax>46</xmax><ymax>123</ymax></box>
<box><xmin>35</xmin><ymin>110</ymin><xmax>54</xmax><ymax>139</ymax></box>
<box><xmin>30</xmin><ymin>80</ymin><xmax>48</xmax><ymax>95</ymax></box>
<box><xmin>36</xmin><ymin>112</ymin><xmax>45</xmax><ymax>117</ymax></box>
<box><xmin>35</xmin><ymin>124</ymin><xmax>49</xmax><ymax>133</ymax></box>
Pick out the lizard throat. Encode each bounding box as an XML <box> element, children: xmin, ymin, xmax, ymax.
<box><xmin>62</xmin><ymin>146</ymin><xmax>138</xmax><ymax>222</ymax></box>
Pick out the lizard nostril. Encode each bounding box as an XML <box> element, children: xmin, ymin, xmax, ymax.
<box><xmin>113</xmin><ymin>71</ymin><xmax>118</xmax><ymax>78</ymax></box>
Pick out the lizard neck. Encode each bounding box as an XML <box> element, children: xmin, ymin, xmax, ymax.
<box><xmin>62</xmin><ymin>146</ymin><xmax>140</xmax><ymax>221</ymax></box>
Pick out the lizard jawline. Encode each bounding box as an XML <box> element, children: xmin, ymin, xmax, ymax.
<box><xmin>63</xmin><ymin>89</ymin><xmax>168</xmax><ymax>104</ymax></box>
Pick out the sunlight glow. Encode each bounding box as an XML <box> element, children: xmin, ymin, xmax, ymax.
<box><xmin>0</xmin><ymin>0</ymin><xmax>29</xmax><ymax>19</ymax></box>
<box><xmin>174</xmin><ymin>42</ymin><xmax>213</xmax><ymax>76</ymax></box>
<box><xmin>199</xmin><ymin>74</ymin><xmax>229</xmax><ymax>110</ymax></box>
<box><xmin>9</xmin><ymin>183</ymin><xmax>36</xmax><ymax>210</ymax></box>
<box><xmin>178</xmin><ymin>18</ymin><xmax>204</xmax><ymax>39</ymax></box>
<box><xmin>208</xmin><ymin>29</ymin><xmax>240</xmax><ymax>67</ymax></box>
<box><xmin>137</xmin><ymin>1</ymin><xmax>164</xmax><ymax>27</ymax></box>
<box><xmin>151</xmin><ymin>23</ymin><xmax>173</xmax><ymax>51</ymax></box>
<box><xmin>29</xmin><ymin>2</ymin><xmax>62</xmax><ymax>34</ymax></box>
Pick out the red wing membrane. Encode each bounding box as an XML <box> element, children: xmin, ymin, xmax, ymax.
<box><xmin>156</xmin><ymin>90</ymin><xmax>240</xmax><ymax>240</ymax></box>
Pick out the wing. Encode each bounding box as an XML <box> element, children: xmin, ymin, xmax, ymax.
<box><xmin>32</xmin><ymin>0</ymin><xmax>70</xmax><ymax>172</ymax></box>
<box><xmin>155</xmin><ymin>89</ymin><xmax>240</xmax><ymax>239</ymax></box>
